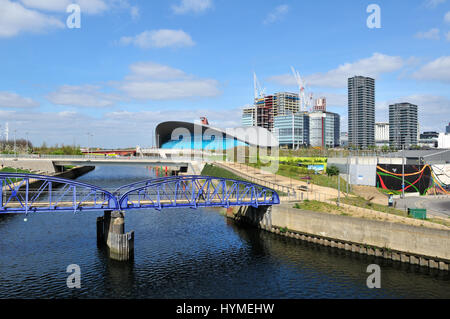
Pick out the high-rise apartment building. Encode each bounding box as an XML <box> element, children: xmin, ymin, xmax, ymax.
<box><xmin>348</xmin><ymin>76</ymin><xmax>375</xmax><ymax>148</ymax></box>
<box><xmin>375</xmin><ymin>122</ymin><xmax>389</xmax><ymax>146</ymax></box>
<box><xmin>389</xmin><ymin>102</ymin><xmax>418</xmax><ymax>148</ymax></box>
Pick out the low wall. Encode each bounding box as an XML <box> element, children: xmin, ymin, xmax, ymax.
<box><xmin>225</xmin><ymin>204</ymin><xmax>450</xmax><ymax>271</ymax></box>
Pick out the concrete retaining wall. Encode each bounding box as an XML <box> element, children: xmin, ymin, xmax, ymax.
<box><xmin>0</xmin><ymin>159</ymin><xmax>57</xmax><ymax>174</ymax></box>
<box><xmin>225</xmin><ymin>204</ymin><xmax>450</xmax><ymax>271</ymax></box>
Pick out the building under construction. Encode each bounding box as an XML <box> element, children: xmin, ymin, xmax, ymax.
<box><xmin>252</xmin><ymin>92</ymin><xmax>300</xmax><ymax>132</ymax></box>
<box><xmin>242</xmin><ymin>71</ymin><xmax>340</xmax><ymax>148</ymax></box>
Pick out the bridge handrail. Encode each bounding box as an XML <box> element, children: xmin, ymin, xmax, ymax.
<box><xmin>112</xmin><ymin>175</ymin><xmax>201</xmax><ymax>196</ymax></box>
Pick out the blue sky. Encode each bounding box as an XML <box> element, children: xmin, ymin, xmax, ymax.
<box><xmin>0</xmin><ymin>0</ymin><xmax>449</xmax><ymax>148</ymax></box>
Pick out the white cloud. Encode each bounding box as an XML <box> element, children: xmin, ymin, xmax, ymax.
<box><xmin>130</xmin><ymin>5</ymin><xmax>139</xmax><ymax>20</ymax></box>
<box><xmin>268</xmin><ymin>53</ymin><xmax>404</xmax><ymax>88</ymax></box>
<box><xmin>314</xmin><ymin>93</ymin><xmax>347</xmax><ymax>107</ymax></box>
<box><xmin>118</xmin><ymin>62</ymin><xmax>221</xmax><ymax>100</ymax></box>
<box><xmin>0</xmin><ymin>0</ymin><xmax>64</xmax><ymax>38</ymax></box>
<box><xmin>445</xmin><ymin>11</ymin><xmax>450</xmax><ymax>23</ymax></box>
<box><xmin>424</xmin><ymin>0</ymin><xmax>447</xmax><ymax>8</ymax></box>
<box><xmin>415</xmin><ymin>28</ymin><xmax>440</xmax><ymax>40</ymax></box>
<box><xmin>105</xmin><ymin>108</ymin><xmax>241</xmax><ymax>129</ymax></box>
<box><xmin>263</xmin><ymin>4</ymin><xmax>289</xmax><ymax>24</ymax></box>
<box><xmin>126</xmin><ymin>62</ymin><xmax>189</xmax><ymax>81</ymax></box>
<box><xmin>412</xmin><ymin>56</ymin><xmax>450</xmax><ymax>82</ymax></box>
<box><xmin>0</xmin><ymin>91</ymin><xmax>39</xmax><ymax>108</ymax></box>
<box><xmin>172</xmin><ymin>0</ymin><xmax>213</xmax><ymax>15</ymax></box>
<box><xmin>46</xmin><ymin>85</ymin><xmax>121</xmax><ymax>108</ymax></box>
<box><xmin>119</xmin><ymin>29</ymin><xmax>195</xmax><ymax>49</ymax></box>
<box><xmin>120</xmin><ymin>80</ymin><xmax>220</xmax><ymax>100</ymax></box>
<box><xmin>377</xmin><ymin>95</ymin><xmax>450</xmax><ymax>131</ymax></box>
<box><xmin>20</xmin><ymin>0</ymin><xmax>108</xmax><ymax>15</ymax></box>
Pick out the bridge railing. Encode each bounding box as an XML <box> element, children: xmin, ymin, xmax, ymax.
<box><xmin>212</xmin><ymin>161</ymin><xmax>298</xmax><ymax>201</ymax></box>
<box><xmin>118</xmin><ymin>176</ymin><xmax>280</xmax><ymax>210</ymax></box>
<box><xmin>0</xmin><ymin>173</ymin><xmax>119</xmax><ymax>213</ymax></box>
<box><xmin>0</xmin><ymin>173</ymin><xmax>280</xmax><ymax>213</ymax></box>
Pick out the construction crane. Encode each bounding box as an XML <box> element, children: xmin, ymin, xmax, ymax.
<box><xmin>253</xmin><ymin>72</ymin><xmax>266</xmax><ymax>100</ymax></box>
<box><xmin>290</xmin><ymin>67</ymin><xmax>306</xmax><ymax>112</ymax></box>
<box><xmin>290</xmin><ymin>67</ymin><xmax>314</xmax><ymax>113</ymax></box>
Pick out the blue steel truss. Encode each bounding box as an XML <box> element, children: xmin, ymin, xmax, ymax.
<box><xmin>0</xmin><ymin>173</ymin><xmax>119</xmax><ymax>214</ymax></box>
<box><xmin>118</xmin><ymin>175</ymin><xmax>280</xmax><ymax>210</ymax></box>
<box><xmin>0</xmin><ymin>173</ymin><xmax>279</xmax><ymax>214</ymax></box>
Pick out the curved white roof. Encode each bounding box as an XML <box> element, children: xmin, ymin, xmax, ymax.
<box><xmin>155</xmin><ymin>121</ymin><xmax>278</xmax><ymax>148</ymax></box>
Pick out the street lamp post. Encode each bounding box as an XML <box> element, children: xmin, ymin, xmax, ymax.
<box><xmin>13</xmin><ymin>129</ymin><xmax>17</xmax><ymax>158</ymax></box>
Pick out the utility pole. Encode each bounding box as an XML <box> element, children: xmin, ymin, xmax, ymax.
<box><xmin>337</xmin><ymin>172</ymin><xmax>341</xmax><ymax>207</ymax></box>
<box><xmin>87</xmin><ymin>132</ymin><xmax>92</xmax><ymax>158</ymax></box>
<box><xmin>401</xmin><ymin>144</ymin><xmax>405</xmax><ymax>199</ymax></box>
<box><xmin>347</xmin><ymin>150</ymin><xmax>350</xmax><ymax>196</ymax></box>
<box><xmin>13</xmin><ymin>129</ymin><xmax>17</xmax><ymax>158</ymax></box>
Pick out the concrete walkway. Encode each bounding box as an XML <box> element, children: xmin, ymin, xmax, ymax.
<box><xmin>215</xmin><ymin>161</ymin><xmax>345</xmax><ymax>200</ymax></box>
<box><xmin>215</xmin><ymin>161</ymin><xmax>450</xmax><ymax>230</ymax></box>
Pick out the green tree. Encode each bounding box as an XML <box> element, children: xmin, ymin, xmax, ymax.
<box><xmin>326</xmin><ymin>165</ymin><xmax>340</xmax><ymax>177</ymax></box>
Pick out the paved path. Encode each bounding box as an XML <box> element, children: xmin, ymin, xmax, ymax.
<box><xmin>217</xmin><ymin>162</ymin><xmax>344</xmax><ymax>200</ymax></box>
<box><xmin>395</xmin><ymin>196</ymin><xmax>450</xmax><ymax>218</ymax></box>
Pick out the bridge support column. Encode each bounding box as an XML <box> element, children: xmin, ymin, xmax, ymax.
<box><xmin>97</xmin><ymin>210</ymin><xmax>134</xmax><ymax>261</ymax></box>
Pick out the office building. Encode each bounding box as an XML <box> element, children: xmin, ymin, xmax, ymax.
<box><xmin>309</xmin><ymin>111</ymin><xmax>340</xmax><ymax>148</ymax></box>
<box><xmin>242</xmin><ymin>106</ymin><xmax>256</xmax><ymax>127</ymax></box>
<box><xmin>348</xmin><ymin>76</ymin><xmax>375</xmax><ymax>148</ymax></box>
<box><xmin>389</xmin><ymin>102</ymin><xmax>418</xmax><ymax>149</ymax></box>
<box><xmin>273</xmin><ymin>113</ymin><xmax>310</xmax><ymax>148</ymax></box>
<box><xmin>313</xmin><ymin>97</ymin><xmax>327</xmax><ymax>112</ymax></box>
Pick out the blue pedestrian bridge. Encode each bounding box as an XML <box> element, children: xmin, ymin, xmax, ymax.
<box><xmin>0</xmin><ymin>173</ymin><xmax>280</xmax><ymax>214</ymax></box>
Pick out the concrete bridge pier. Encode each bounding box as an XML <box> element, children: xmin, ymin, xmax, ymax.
<box><xmin>97</xmin><ymin>210</ymin><xmax>134</xmax><ymax>261</ymax></box>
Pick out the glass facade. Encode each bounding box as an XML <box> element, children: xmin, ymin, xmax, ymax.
<box><xmin>273</xmin><ymin>113</ymin><xmax>310</xmax><ymax>148</ymax></box>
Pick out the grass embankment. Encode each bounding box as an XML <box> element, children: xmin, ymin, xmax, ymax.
<box><xmin>249</xmin><ymin>161</ymin><xmax>351</xmax><ymax>194</ymax></box>
<box><xmin>332</xmin><ymin>196</ymin><xmax>450</xmax><ymax>227</ymax></box>
<box><xmin>0</xmin><ymin>167</ymin><xmax>32</xmax><ymax>174</ymax></box>
<box><xmin>0</xmin><ymin>167</ymin><xmax>33</xmax><ymax>182</ymax></box>
<box><xmin>336</xmin><ymin>196</ymin><xmax>406</xmax><ymax>216</ymax></box>
<box><xmin>201</xmin><ymin>163</ymin><xmax>249</xmax><ymax>182</ymax></box>
<box><xmin>293</xmin><ymin>200</ymin><xmax>348</xmax><ymax>215</ymax></box>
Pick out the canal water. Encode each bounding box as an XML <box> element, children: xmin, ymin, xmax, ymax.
<box><xmin>0</xmin><ymin>166</ymin><xmax>449</xmax><ymax>299</ymax></box>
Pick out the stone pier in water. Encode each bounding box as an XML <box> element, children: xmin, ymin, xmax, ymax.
<box><xmin>97</xmin><ymin>210</ymin><xmax>134</xmax><ymax>261</ymax></box>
